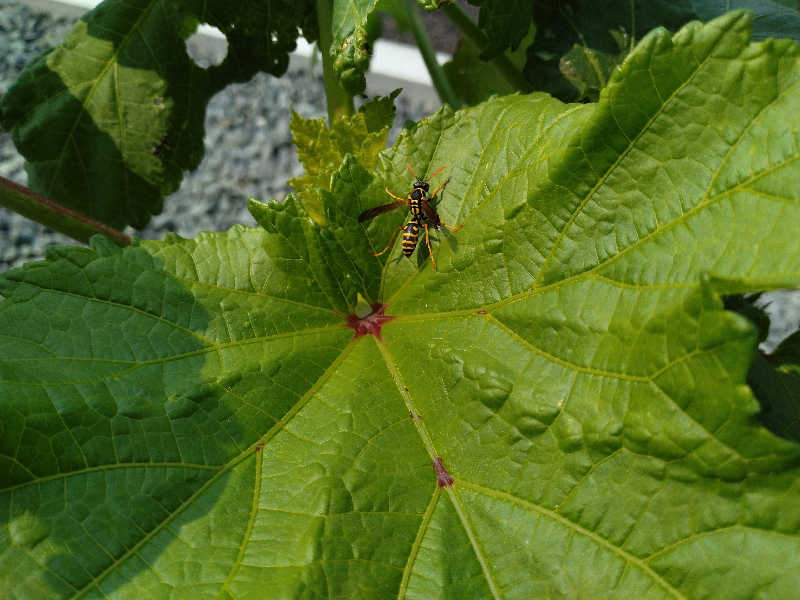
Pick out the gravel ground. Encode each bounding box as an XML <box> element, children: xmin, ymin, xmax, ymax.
<box><xmin>1</xmin><ymin>2</ymin><xmax>798</xmax><ymax>351</ymax></box>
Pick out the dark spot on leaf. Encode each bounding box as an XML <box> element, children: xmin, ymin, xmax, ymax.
<box><xmin>345</xmin><ymin>303</ymin><xmax>394</xmax><ymax>340</ymax></box>
<box><xmin>433</xmin><ymin>457</ymin><xmax>454</xmax><ymax>487</ymax></box>
<box><xmin>477</xmin><ymin>310</ymin><xmax>487</xmax><ymax>315</ymax></box>
<box><xmin>255</xmin><ymin>442</ymin><xmax>265</xmax><ymax>452</ymax></box>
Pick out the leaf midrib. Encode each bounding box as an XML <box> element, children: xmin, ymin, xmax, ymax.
<box><xmin>1</xmin><ymin>325</ymin><xmax>348</xmax><ymax>386</ymax></box>
<box><xmin>2</xmin><ymin>461</ymin><xmax>221</xmax><ymax>495</ymax></box>
<box><xmin>375</xmin><ymin>337</ymin><xmax>504</xmax><ymax>599</ymax></box>
<box><xmin>374</xmin><ymin>328</ymin><xmax>688</xmax><ymax>599</ymax></box>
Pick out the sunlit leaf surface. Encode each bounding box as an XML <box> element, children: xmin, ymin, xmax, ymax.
<box><xmin>2</xmin><ymin>13</ymin><xmax>800</xmax><ymax>598</ymax></box>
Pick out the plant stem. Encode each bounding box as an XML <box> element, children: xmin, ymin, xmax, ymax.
<box><xmin>405</xmin><ymin>0</ymin><xmax>461</xmax><ymax>109</ymax></box>
<box><xmin>0</xmin><ymin>176</ymin><xmax>131</xmax><ymax>247</ymax></box>
<box><xmin>441</xmin><ymin>1</ymin><xmax>532</xmax><ymax>93</ymax></box>
<box><xmin>316</xmin><ymin>0</ymin><xmax>354</xmax><ymax>124</ymax></box>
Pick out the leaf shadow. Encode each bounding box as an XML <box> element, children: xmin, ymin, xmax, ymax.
<box><xmin>0</xmin><ymin>240</ymin><xmax>302</xmax><ymax>597</ymax></box>
<box><xmin>1</xmin><ymin>66</ymin><xmax>163</xmax><ymax>229</ymax></box>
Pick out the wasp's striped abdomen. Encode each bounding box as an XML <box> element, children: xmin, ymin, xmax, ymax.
<box><xmin>402</xmin><ymin>218</ymin><xmax>421</xmax><ymax>257</ymax></box>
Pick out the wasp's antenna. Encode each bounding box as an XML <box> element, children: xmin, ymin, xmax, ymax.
<box><xmin>425</xmin><ymin>165</ymin><xmax>446</xmax><ymax>182</ymax></box>
<box><xmin>406</xmin><ymin>162</ymin><xmax>420</xmax><ymax>181</ymax></box>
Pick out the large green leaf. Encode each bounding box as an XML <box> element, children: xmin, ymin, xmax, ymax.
<box><xmin>2</xmin><ymin>12</ymin><xmax>800</xmax><ymax>598</ymax></box>
<box><xmin>0</xmin><ymin>0</ymin><xmax>317</xmax><ymax>229</ymax></box>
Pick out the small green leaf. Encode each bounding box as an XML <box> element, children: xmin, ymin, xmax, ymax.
<box><xmin>0</xmin><ymin>0</ymin><xmax>318</xmax><ymax>229</ymax></box>
<box><xmin>331</xmin><ymin>0</ymin><xmax>382</xmax><ymax>95</ymax></box>
<box><xmin>466</xmin><ymin>0</ymin><xmax>535</xmax><ymax>58</ymax></box>
<box><xmin>253</xmin><ymin>154</ymin><xmax>384</xmax><ymax>311</ymax></box>
<box><xmin>289</xmin><ymin>91</ymin><xmax>398</xmax><ymax>223</ymax></box>
<box><xmin>359</xmin><ymin>89</ymin><xmax>402</xmax><ymax>131</ymax></box>
<box><xmin>559</xmin><ymin>36</ymin><xmax>629</xmax><ymax>101</ymax></box>
<box><xmin>2</xmin><ymin>11</ymin><xmax>800</xmax><ymax>598</ymax></box>
<box><xmin>724</xmin><ymin>293</ymin><xmax>771</xmax><ymax>343</ymax></box>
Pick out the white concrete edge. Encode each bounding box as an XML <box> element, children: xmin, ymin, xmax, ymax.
<box><xmin>21</xmin><ymin>0</ymin><xmax>448</xmax><ymax>96</ymax></box>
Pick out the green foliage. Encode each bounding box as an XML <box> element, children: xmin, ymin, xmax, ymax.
<box><xmin>417</xmin><ymin>0</ymin><xmax>448</xmax><ymax>8</ymax></box>
<box><xmin>519</xmin><ymin>0</ymin><xmax>800</xmax><ymax>101</ymax></box>
<box><xmin>724</xmin><ymin>294</ymin><xmax>771</xmax><ymax>344</ymax></box>
<box><xmin>289</xmin><ymin>91</ymin><xmax>399</xmax><ymax>223</ymax></box>
<box><xmin>330</xmin><ymin>0</ymin><xmax>449</xmax><ymax>96</ymax></box>
<box><xmin>2</xmin><ymin>12</ymin><xmax>800</xmax><ymax>597</ymax></box>
<box><xmin>331</xmin><ymin>0</ymin><xmax>382</xmax><ymax>95</ymax></box>
<box><xmin>727</xmin><ymin>296</ymin><xmax>800</xmax><ymax>444</ymax></box>
<box><xmin>466</xmin><ymin>0</ymin><xmax>535</xmax><ymax>58</ymax></box>
<box><xmin>444</xmin><ymin>25</ymin><xmax>533</xmax><ymax>105</ymax></box>
<box><xmin>748</xmin><ymin>331</ymin><xmax>800</xmax><ymax>443</ymax></box>
<box><xmin>0</xmin><ymin>0</ymin><xmax>317</xmax><ymax>229</ymax></box>
<box><xmin>252</xmin><ymin>155</ymin><xmax>384</xmax><ymax>312</ymax></box>
<box><xmin>558</xmin><ymin>29</ymin><xmax>631</xmax><ymax>102</ymax></box>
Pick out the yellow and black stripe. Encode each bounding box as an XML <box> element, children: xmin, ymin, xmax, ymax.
<box><xmin>407</xmin><ymin>189</ymin><xmax>425</xmax><ymax>220</ymax></box>
<box><xmin>402</xmin><ymin>218</ymin><xmax>421</xmax><ymax>257</ymax></box>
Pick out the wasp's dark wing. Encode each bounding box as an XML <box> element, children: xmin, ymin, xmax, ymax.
<box><xmin>358</xmin><ymin>200</ymin><xmax>406</xmax><ymax>222</ymax></box>
<box><xmin>420</xmin><ymin>199</ymin><xmax>442</xmax><ymax>228</ymax></box>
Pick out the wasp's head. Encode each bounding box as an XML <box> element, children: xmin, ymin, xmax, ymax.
<box><xmin>413</xmin><ymin>181</ymin><xmax>429</xmax><ymax>192</ymax></box>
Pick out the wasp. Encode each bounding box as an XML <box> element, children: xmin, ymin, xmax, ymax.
<box><xmin>358</xmin><ymin>163</ymin><xmax>461</xmax><ymax>270</ymax></box>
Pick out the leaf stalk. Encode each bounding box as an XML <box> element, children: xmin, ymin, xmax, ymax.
<box><xmin>404</xmin><ymin>0</ymin><xmax>461</xmax><ymax>109</ymax></box>
<box><xmin>316</xmin><ymin>0</ymin><xmax>355</xmax><ymax>123</ymax></box>
<box><xmin>0</xmin><ymin>176</ymin><xmax>131</xmax><ymax>247</ymax></box>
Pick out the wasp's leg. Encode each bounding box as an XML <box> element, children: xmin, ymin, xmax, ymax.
<box><xmin>423</xmin><ymin>222</ymin><xmax>437</xmax><ymax>271</ymax></box>
<box><xmin>428</xmin><ymin>177</ymin><xmax>450</xmax><ymax>201</ymax></box>
<box><xmin>441</xmin><ymin>221</ymin><xmax>463</xmax><ymax>232</ymax></box>
<box><xmin>384</xmin><ymin>187</ymin><xmax>406</xmax><ymax>203</ymax></box>
<box><xmin>372</xmin><ymin>224</ymin><xmax>406</xmax><ymax>257</ymax></box>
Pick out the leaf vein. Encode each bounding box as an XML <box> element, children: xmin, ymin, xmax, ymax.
<box><xmin>460</xmin><ymin>480</ymin><xmax>685</xmax><ymax>599</ymax></box>
<box><xmin>534</xmin><ymin>26</ymin><xmax>722</xmax><ymax>289</ymax></box>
